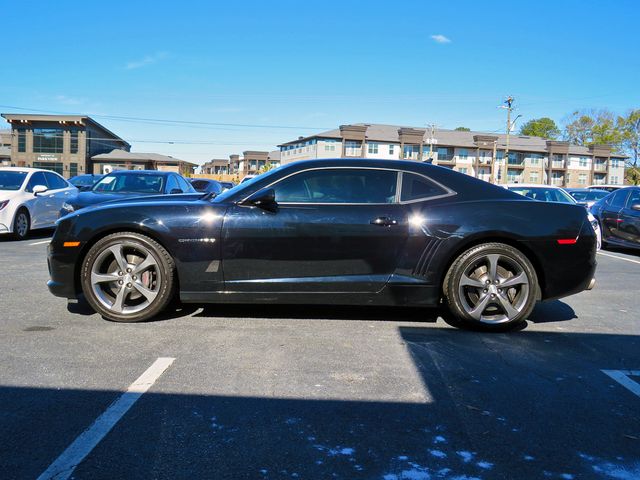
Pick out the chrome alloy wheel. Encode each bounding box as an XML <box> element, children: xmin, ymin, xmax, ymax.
<box><xmin>15</xmin><ymin>212</ymin><xmax>28</xmax><ymax>237</ymax></box>
<box><xmin>457</xmin><ymin>253</ymin><xmax>530</xmax><ymax>324</ymax></box>
<box><xmin>90</xmin><ymin>242</ymin><xmax>161</xmax><ymax>315</ymax></box>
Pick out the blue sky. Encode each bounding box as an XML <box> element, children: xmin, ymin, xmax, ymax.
<box><xmin>2</xmin><ymin>0</ymin><xmax>639</xmax><ymax>164</ymax></box>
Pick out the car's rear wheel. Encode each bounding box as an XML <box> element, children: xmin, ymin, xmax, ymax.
<box><xmin>444</xmin><ymin>243</ymin><xmax>538</xmax><ymax>329</ymax></box>
<box><xmin>80</xmin><ymin>232</ymin><xmax>175</xmax><ymax>322</ymax></box>
<box><xmin>12</xmin><ymin>209</ymin><xmax>30</xmax><ymax>240</ymax></box>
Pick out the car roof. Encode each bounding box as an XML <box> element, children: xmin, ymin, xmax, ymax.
<box><xmin>0</xmin><ymin>166</ymin><xmax>61</xmax><ymax>174</ymax></box>
<box><xmin>505</xmin><ymin>183</ymin><xmax>563</xmax><ymax>189</ymax></box>
<box><xmin>104</xmin><ymin>170</ymin><xmax>173</xmax><ymax>176</ymax></box>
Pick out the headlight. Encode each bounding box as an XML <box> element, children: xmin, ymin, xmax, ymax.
<box><xmin>61</xmin><ymin>202</ymin><xmax>75</xmax><ymax>213</ymax></box>
<box><xmin>0</xmin><ymin>200</ymin><xmax>8</xmax><ymax>211</ymax></box>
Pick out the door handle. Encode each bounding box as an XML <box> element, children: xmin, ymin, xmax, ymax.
<box><xmin>370</xmin><ymin>216</ymin><xmax>397</xmax><ymax>227</ymax></box>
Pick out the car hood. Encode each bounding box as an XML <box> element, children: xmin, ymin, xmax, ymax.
<box><xmin>67</xmin><ymin>191</ymin><xmax>165</xmax><ymax>209</ymax></box>
<box><xmin>68</xmin><ymin>192</ymin><xmax>206</xmax><ymax>213</ymax></box>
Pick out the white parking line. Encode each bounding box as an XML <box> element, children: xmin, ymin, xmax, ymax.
<box><xmin>36</xmin><ymin>357</ymin><xmax>175</xmax><ymax>480</ymax></box>
<box><xmin>602</xmin><ymin>370</ymin><xmax>640</xmax><ymax>398</ymax></box>
<box><xmin>29</xmin><ymin>240</ymin><xmax>51</xmax><ymax>246</ymax></box>
<box><xmin>597</xmin><ymin>251</ymin><xmax>640</xmax><ymax>265</ymax></box>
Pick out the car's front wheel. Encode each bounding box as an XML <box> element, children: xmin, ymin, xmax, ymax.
<box><xmin>80</xmin><ymin>232</ymin><xmax>175</xmax><ymax>322</ymax></box>
<box><xmin>12</xmin><ymin>209</ymin><xmax>30</xmax><ymax>240</ymax></box>
<box><xmin>443</xmin><ymin>242</ymin><xmax>538</xmax><ymax>329</ymax></box>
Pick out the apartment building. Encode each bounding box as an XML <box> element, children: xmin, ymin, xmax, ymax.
<box><xmin>279</xmin><ymin>124</ymin><xmax>627</xmax><ymax>187</ymax></box>
<box><xmin>201</xmin><ymin>151</ymin><xmax>281</xmax><ymax>177</ymax></box>
<box><xmin>1</xmin><ymin>114</ymin><xmax>130</xmax><ymax>178</ymax></box>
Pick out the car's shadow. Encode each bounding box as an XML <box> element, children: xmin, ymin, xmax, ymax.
<box><xmin>67</xmin><ymin>295</ymin><xmax>577</xmax><ymax>330</ymax></box>
<box><xmin>0</xmin><ymin>228</ymin><xmax>54</xmax><ymax>243</ymax></box>
<box><xmin>602</xmin><ymin>245</ymin><xmax>640</xmax><ymax>257</ymax></box>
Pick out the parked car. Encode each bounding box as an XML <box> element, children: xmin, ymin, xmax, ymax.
<box><xmin>190</xmin><ymin>178</ymin><xmax>224</xmax><ymax>196</ymax></box>
<box><xmin>220</xmin><ymin>181</ymin><xmax>235</xmax><ymax>191</ymax></box>
<box><xmin>590</xmin><ymin>186</ymin><xmax>640</xmax><ymax>250</ymax></box>
<box><xmin>240</xmin><ymin>174</ymin><xmax>256</xmax><ymax>184</ymax></box>
<box><xmin>69</xmin><ymin>174</ymin><xmax>104</xmax><ymax>191</ymax></box>
<box><xmin>0</xmin><ymin>167</ymin><xmax>77</xmax><ymax>239</ymax></box>
<box><xmin>505</xmin><ymin>184</ymin><xmax>602</xmax><ymax>249</ymax></box>
<box><xmin>565</xmin><ymin>188</ymin><xmax>610</xmax><ymax>209</ymax></box>
<box><xmin>60</xmin><ymin>170</ymin><xmax>196</xmax><ymax>216</ymax></box>
<box><xmin>587</xmin><ymin>184</ymin><xmax>622</xmax><ymax>192</ymax></box>
<box><xmin>48</xmin><ymin>159</ymin><xmax>597</xmax><ymax>329</ymax></box>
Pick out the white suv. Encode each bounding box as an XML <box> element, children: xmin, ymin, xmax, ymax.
<box><xmin>0</xmin><ymin>167</ymin><xmax>78</xmax><ymax>240</ymax></box>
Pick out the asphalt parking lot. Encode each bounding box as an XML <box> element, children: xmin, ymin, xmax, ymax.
<box><xmin>0</xmin><ymin>232</ymin><xmax>639</xmax><ymax>480</ymax></box>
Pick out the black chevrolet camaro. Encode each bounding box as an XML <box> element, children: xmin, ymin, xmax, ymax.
<box><xmin>47</xmin><ymin>159</ymin><xmax>597</xmax><ymax>329</ymax></box>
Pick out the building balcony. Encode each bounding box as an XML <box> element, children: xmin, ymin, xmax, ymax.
<box><xmin>551</xmin><ymin>161</ymin><xmax>566</xmax><ymax>169</ymax></box>
<box><xmin>507</xmin><ymin>161</ymin><xmax>525</xmax><ymax>169</ymax></box>
<box><xmin>437</xmin><ymin>156</ymin><xmax>455</xmax><ymax>164</ymax></box>
<box><xmin>594</xmin><ymin>163</ymin><xmax>607</xmax><ymax>172</ymax></box>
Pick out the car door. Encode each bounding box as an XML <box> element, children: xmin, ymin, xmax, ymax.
<box><xmin>599</xmin><ymin>189</ymin><xmax>629</xmax><ymax>242</ymax></box>
<box><xmin>43</xmin><ymin>172</ymin><xmax>74</xmax><ymax>225</ymax></box>
<box><xmin>617</xmin><ymin>189</ymin><xmax>640</xmax><ymax>246</ymax></box>
<box><xmin>220</xmin><ymin>167</ymin><xmax>408</xmax><ymax>293</ymax></box>
<box><xmin>23</xmin><ymin>171</ymin><xmax>50</xmax><ymax>228</ymax></box>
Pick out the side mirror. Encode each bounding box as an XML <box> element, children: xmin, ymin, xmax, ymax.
<box><xmin>32</xmin><ymin>185</ymin><xmax>48</xmax><ymax>196</ymax></box>
<box><xmin>631</xmin><ymin>203</ymin><xmax>640</xmax><ymax>211</ymax></box>
<box><xmin>169</xmin><ymin>188</ymin><xmax>183</xmax><ymax>195</ymax></box>
<box><xmin>242</xmin><ymin>188</ymin><xmax>277</xmax><ymax>212</ymax></box>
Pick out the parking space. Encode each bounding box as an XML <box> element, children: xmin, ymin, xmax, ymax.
<box><xmin>0</xmin><ymin>239</ymin><xmax>639</xmax><ymax>479</ymax></box>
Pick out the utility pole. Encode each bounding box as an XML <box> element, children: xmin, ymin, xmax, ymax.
<box><xmin>491</xmin><ymin>140</ymin><xmax>498</xmax><ymax>184</ymax></box>
<box><xmin>427</xmin><ymin>123</ymin><xmax>436</xmax><ymax>163</ymax></box>
<box><xmin>499</xmin><ymin>96</ymin><xmax>515</xmax><ymax>184</ymax></box>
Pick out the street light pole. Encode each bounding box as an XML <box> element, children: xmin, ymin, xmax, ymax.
<box><xmin>501</xmin><ymin>96</ymin><xmax>514</xmax><ymax>184</ymax></box>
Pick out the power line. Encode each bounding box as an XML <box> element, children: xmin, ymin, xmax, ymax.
<box><xmin>0</xmin><ymin>104</ymin><xmax>332</xmax><ymax>131</ymax></box>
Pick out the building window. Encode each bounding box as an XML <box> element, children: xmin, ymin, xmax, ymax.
<box><xmin>529</xmin><ymin>154</ymin><xmax>541</xmax><ymax>165</ymax></box>
<box><xmin>33</xmin><ymin>161</ymin><xmax>64</xmax><ymax>175</ymax></box>
<box><xmin>70</xmin><ymin>131</ymin><xmax>78</xmax><ymax>154</ymax></box>
<box><xmin>403</xmin><ymin>145</ymin><xmax>418</xmax><ymax>160</ymax></box>
<box><xmin>529</xmin><ymin>171</ymin><xmax>539</xmax><ymax>183</ymax></box>
<box><xmin>458</xmin><ymin>167</ymin><xmax>468</xmax><ymax>174</ymax></box>
<box><xmin>611</xmin><ymin>158</ymin><xmax>621</xmax><ymax>168</ymax></box>
<box><xmin>611</xmin><ymin>175</ymin><xmax>619</xmax><ymax>184</ymax></box>
<box><xmin>578</xmin><ymin>173</ymin><xmax>587</xmax><ymax>185</ymax></box>
<box><xmin>345</xmin><ymin>141</ymin><xmax>362</xmax><ymax>157</ymax></box>
<box><xmin>579</xmin><ymin>157</ymin><xmax>588</xmax><ymax>167</ymax></box>
<box><xmin>389</xmin><ymin>145</ymin><xmax>395</xmax><ymax>155</ymax></box>
<box><xmin>33</xmin><ymin>128</ymin><xmax>64</xmax><ymax>153</ymax></box>
<box><xmin>368</xmin><ymin>143</ymin><xmax>378</xmax><ymax>154</ymax></box>
<box><xmin>70</xmin><ymin>163</ymin><xmax>78</xmax><ymax>177</ymax></box>
<box><xmin>507</xmin><ymin>169</ymin><xmax>519</xmax><ymax>183</ymax></box>
<box><xmin>324</xmin><ymin>140</ymin><xmax>336</xmax><ymax>152</ymax></box>
<box><xmin>458</xmin><ymin>148</ymin><xmax>468</xmax><ymax>160</ymax></box>
<box><xmin>17</xmin><ymin>129</ymin><xmax>26</xmax><ymax>152</ymax></box>
<box><xmin>437</xmin><ymin>147</ymin><xmax>453</xmax><ymax>161</ymax></box>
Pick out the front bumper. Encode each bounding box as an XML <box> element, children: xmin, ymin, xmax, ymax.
<box><xmin>47</xmin><ymin>241</ymin><xmax>80</xmax><ymax>299</ymax></box>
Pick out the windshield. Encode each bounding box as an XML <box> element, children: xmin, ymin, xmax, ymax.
<box><xmin>0</xmin><ymin>171</ymin><xmax>28</xmax><ymax>191</ymax></box>
<box><xmin>213</xmin><ymin>168</ymin><xmax>283</xmax><ymax>203</ymax></box>
<box><xmin>570</xmin><ymin>190</ymin><xmax>610</xmax><ymax>202</ymax></box>
<box><xmin>510</xmin><ymin>187</ymin><xmax>576</xmax><ymax>204</ymax></box>
<box><xmin>71</xmin><ymin>175</ymin><xmax>100</xmax><ymax>187</ymax></box>
<box><xmin>92</xmin><ymin>173</ymin><xmax>165</xmax><ymax>194</ymax></box>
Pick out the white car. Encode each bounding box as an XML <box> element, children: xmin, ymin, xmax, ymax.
<box><xmin>504</xmin><ymin>183</ymin><xmax>602</xmax><ymax>250</ymax></box>
<box><xmin>0</xmin><ymin>167</ymin><xmax>78</xmax><ymax>240</ymax></box>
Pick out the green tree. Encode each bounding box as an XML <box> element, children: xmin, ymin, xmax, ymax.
<box><xmin>562</xmin><ymin>109</ymin><xmax>624</xmax><ymax>150</ymax></box>
<box><xmin>454</xmin><ymin>126</ymin><xmax>471</xmax><ymax>132</ymax></box>
<box><xmin>620</xmin><ymin>109</ymin><xmax>640</xmax><ymax>167</ymax></box>
<box><xmin>626</xmin><ymin>165</ymin><xmax>640</xmax><ymax>185</ymax></box>
<box><xmin>519</xmin><ymin>117</ymin><xmax>560</xmax><ymax>139</ymax></box>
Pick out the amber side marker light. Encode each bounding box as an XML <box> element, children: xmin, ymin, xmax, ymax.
<box><xmin>557</xmin><ymin>238</ymin><xmax>578</xmax><ymax>245</ymax></box>
<box><xmin>63</xmin><ymin>241</ymin><xmax>81</xmax><ymax>247</ymax></box>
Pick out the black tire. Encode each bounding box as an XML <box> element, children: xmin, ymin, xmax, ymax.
<box><xmin>80</xmin><ymin>232</ymin><xmax>175</xmax><ymax>322</ymax></box>
<box><xmin>443</xmin><ymin>242</ymin><xmax>538</xmax><ymax>330</ymax></box>
<box><xmin>11</xmin><ymin>208</ymin><xmax>30</xmax><ymax>240</ymax></box>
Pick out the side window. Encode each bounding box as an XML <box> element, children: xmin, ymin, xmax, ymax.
<box><xmin>25</xmin><ymin>172</ymin><xmax>48</xmax><ymax>192</ymax></box>
<box><xmin>401</xmin><ymin>172</ymin><xmax>448</xmax><ymax>202</ymax></box>
<box><xmin>625</xmin><ymin>189</ymin><xmax>640</xmax><ymax>209</ymax></box>
<box><xmin>609</xmin><ymin>190</ymin><xmax>629</xmax><ymax>209</ymax></box>
<box><xmin>273</xmin><ymin>169</ymin><xmax>397</xmax><ymax>204</ymax></box>
<box><xmin>44</xmin><ymin>172</ymin><xmax>68</xmax><ymax>190</ymax></box>
<box><xmin>166</xmin><ymin>175</ymin><xmax>180</xmax><ymax>193</ymax></box>
<box><xmin>177</xmin><ymin>175</ymin><xmax>194</xmax><ymax>193</ymax></box>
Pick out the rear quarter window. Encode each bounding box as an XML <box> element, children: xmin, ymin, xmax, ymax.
<box><xmin>401</xmin><ymin>172</ymin><xmax>448</xmax><ymax>202</ymax></box>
